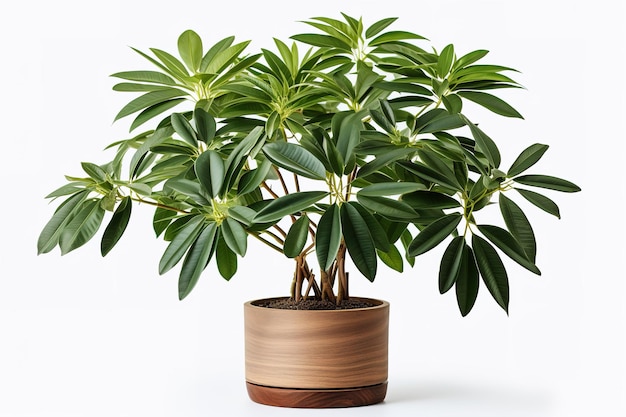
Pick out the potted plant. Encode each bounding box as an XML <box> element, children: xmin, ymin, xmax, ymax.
<box><xmin>37</xmin><ymin>14</ymin><xmax>580</xmax><ymax>408</ymax></box>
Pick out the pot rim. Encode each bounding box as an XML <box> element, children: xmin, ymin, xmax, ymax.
<box><xmin>244</xmin><ymin>296</ymin><xmax>389</xmax><ymax>313</ymax></box>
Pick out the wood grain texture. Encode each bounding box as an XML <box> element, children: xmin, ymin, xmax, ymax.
<box><xmin>246</xmin><ymin>382</ymin><xmax>388</xmax><ymax>408</ymax></box>
<box><xmin>244</xmin><ymin>297</ymin><xmax>389</xmax><ymax>390</ymax></box>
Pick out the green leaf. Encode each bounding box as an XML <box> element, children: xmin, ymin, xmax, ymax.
<box><xmin>216</xmin><ymin>235</ymin><xmax>237</xmax><ymax>281</ymax></box>
<box><xmin>114</xmin><ymin>89</ymin><xmax>188</xmax><ymax>122</ymax></box>
<box><xmin>323</xmin><ymin>136</ymin><xmax>345</xmax><ymax>176</ymax></box>
<box><xmin>472</xmin><ymin>235</ymin><xmax>509</xmax><ymax>313</ymax></box>
<box><xmin>336</xmin><ymin>112</ymin><xmax>363</xmax><ymax>165</ymax></box>
<box><xmin>439</xmin><ymin>236</ymin><xmax>465</xmax><ymax>294</ymax></box>
<box><xmin>453</xmin><ymin>49</ymin><xmax>489</xmax><ymax>70</ymax></box>
<box><xmin>150</xmin><ymin>48</ymin><xmax>189</xmax><ymax>78</ymax></box>
<box><xmin>514</xmin><ymin>175</ymin><xmax>581</xmax><ymax>193</ymax></box>
<box><xmin>284</xmin><ymin>216</ymin><xmax>310</xmax><ymax>258</ymax></box>
<box><xmin>507</xmin><ymin>144</ymin><xmax>549</xmax><ymax>177</ymax></box>
<box><xmin>290</xmin><ymin>34</ymin><xmax>352</xmax><ymax>51</ymax></box>
<box><xmin>195</xmin><ymin>150</ymin><xmax>224</xmax><ymax>198</ymax></box>
<box><xmin>369</xmin><ymin>31</ymin><xmax>426</xmax><ymax>46</ymax></box>
<box><xmin>222</xmin><ymin>127</ymin><xmax>265</xmax><ymax>195</ymax></box>
<box><xmin>341</xmin><ymin>203</ymin><xmax>377</xmax><ymax>281</ymax></box>
<box><xmin>110</xmin><ymin>70</ymin><xmax>178</xmax><ymax>86</ymax></box>
<box><xmin>238</xmin><ymin>158</ymin><xmax>273</xmax><ymax>195</ymax></box>
<box><xmin>100</xmin><ymin>196</ymin><xmax>132</xmax><ymax>256</ymax></box>
<box><xmin>153</xmin><ymin>207</ymin><xmax>178</xmax><ymax>237</ymax></box>
<box><xmin>221</xmin><ymin>217</ymin><xmax>247</xmax><ymax>256</ymax></box>
<box><xmin>200</xmin><ymin>36</ymin><xmax>235</xmax><ymax>72</ymax></box>
<box><xmin>461</xmin><ymin>115</ymin><xmax>501</xmax><ymax>168</ymax></box>
<box><xmin>227</xmin><ymin>206</ymin><xmax>257</xmax><ymax>226</ymax></box>
<box><xmin>458</xmin><ymin>91</ymin><xmax>523</xmax><ymax>118</ymax></box>
<box><xmin>45</xmin><ymin>183</ymin><xmax>85</xmax><ymax>199</ymax></box>
<box><xmin>159</xmin><ymin>215</ymin><xmax>204</xmax><ymax>275</ymax></box>
<box><xmin>408</xmin><ymin>213</ymin><xmax>462</xmax><ymax>257</ymax></box>
<box><xmin>171</xmin><ymin>113</ymin><xmax>198</xmax><ymax>147</ymax></box>
<box><xmin>37</xmin><ymin>191</ymin><xmax>89</xmax><ymax>254</ymax></box>
<box><xmin>263</xmin><ymin>142</ymin><xmax>326</xmax><ymax>180</ymax></box>
<box><xmin>316</xmin><ymin>205</ymin><xmax>342</xmax><ymax>270</ymax></box>
<box><xmin>377</xmin><ymin>244</ymin><xmax>403</xmax><ymax>272</ymax></box>
<box><xmin>129</xmin><ymin>98</ymin><xmax>186</xmax><ymax>132</ymax></box>
<box><xmin>401</xmin><ymin>191</ymin><xmax>461</xmax><ymax>210</ymax></box>
<box><xmin>499</xmin><ymin>193</ymin><xmax>537</xmax><ymax>262</ymax></box>
<box><xmin>349</xmin><ymin>202</ymin><xmax>390</xmax><ymax>252</ymax></box>
<box><xmin>204</xmin><ymin>41</ymin><xmax>251</xmax><ymax>74</ymax></box>
<box><xmin>358</xmin><ymin>182</ymin><xmax>426</xmax><ymax>197</ymax></box>
<box><xmin>59</xmin><ymin>200</ymin><xmax>105</xmax><ymax>255</ymax></box>
<box><xmin>437</xmin><ymin>44</ymin><xmax>454</xmax><ymax>77</ymax></box>
<box><xmin>357</xmin><ymin>148</ymin><xmax>415</xmax><ymax>178</ymax></box>
<box><xmin>515</xmin><ymin>188</ymin><xmax>561</xmax><ymax>218</ymax></box>
<box><xmin>165</xmin><ymin>178</ymin><xmax>210</xmax><ymax>205</ymax></box>
<box><xmin>178</xmin><ymin>30</ymin><xmax>203</xmax><ymax>73</ymax></box>
<box><xmin>455</xmin><ymin>243</ymin><xmax>479</xmax><ymax>317</ymax></box>
<box><xmin>365</xmin><ymin>17</ymin><xmax>398</xmax><ymax>38</ymax></box>
<box><xmin>194</xmin><ymin>107</ymin><xmax>216</xmax><ymax>143</ymax></box>
<box><xmin>357</xmin><ymin>195</ymin><xmax>418</xmax><ymax>221</ymax></box>
<box><xmin>397</xmin><ymin>161</ymin><xmax>462</xmax><ymax>191</ymax></box>
<box><xmin>253</xmin><ymin>191</ymin><xmax>328</xmax><ymax>223</ymax></box>
<box><xmin>179</xmin><ymin>222</ymin><xmax>218</xmax><ymax>300</ymax></box>
<box><xmin>478</xmin><ymin>224</ymin><xmax>540</xmax><ymax>274</ymax></box>
<box><xmin>81</xmin><ymin>162</ymin><xmax>107</xmax><ymax>182</ymax></box>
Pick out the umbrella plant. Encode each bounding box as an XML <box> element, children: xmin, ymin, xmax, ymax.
<box><xmin>38</xmin><ymin>14</ymin><xmax>580</xmax><ymax>315</ymax></box>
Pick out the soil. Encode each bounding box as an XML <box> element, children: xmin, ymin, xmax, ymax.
<box><xmin>255</xmin><ymin>297</ymin><xmax>376</xmax><ymax>310</ymax></box>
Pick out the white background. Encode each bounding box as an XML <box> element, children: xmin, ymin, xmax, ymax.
<box><xmin>1</xmin><ymin>0</ymin><xmax>624</xmax><ymax>415</ymax></box>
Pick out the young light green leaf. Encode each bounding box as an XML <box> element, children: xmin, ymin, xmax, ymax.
<box><xmin>437</xmin><ymin>44</ymin><xmax>454</xmax><ymax>77</ymax></box>
<box><xmin>110</xmin><ymin>70</ymin><xmax>179</xmax><ymax>86</ymax></box>
<box><xmin>59</xmin><ymin>200</ymin><xmax>105</xmax><ymax>255</ymax></box>
<box><xmin>101</xmin><ymin>196</ymin><xmax>132</xmax><ymax>256</ymax></box>
<box><xmin>455</xmin><ymin>243</ymin><xmax>480</xmax><ymax>317</ymax></box>
<box><xmin>439</xmin><ymin>236</ymin><xmax>465</xmax><ymax>294</ymax></box>
<box><xmin>341</xmin><ymin>203</ymin><xmax>377</xmax><ymax>281</ymax></box>
<box><xmin>179</xmin><ymin>222</ymin><xmax>218</xmax><ymax>300</ymax></box>
<box><xmin>253</xmin><ymin>191</ymin><xmax>328</xmax><ymax>223</ymax></box>
<box><xmin>195</xmin><ymin>150</ymin><xmax>224</xmax><ymax>198</ymax></box>
<box><xmin>369</xmin><ymin>30</ymin><xmax>426</xmax><ymax>46</ymax></box>
<box><xmin>284</xmin><ymin>215</ymin><xmax>310</xmax><ymax>258</ymax></box>
<box><xmin>316</xmin><ymin>205</ymin><xmax>342</xmax><ymax>270</ymax></box>
<box><xmin>178</xmin><ymin>30</ymin><xmax>203</xmax><ymax>73</ymax></box>
<box><xmin>514</xmin><ymin>175</ymin><xmax>581</xmax><ymax>193</ymax></box>
<box><xmin>515</xmin><ymin>188</ymin><xmax>561</xmax><ymax>218</ymax></box>
<box><xmin>478</xmin><ymin>224</ymin><xmax>540</xmax><ymax>274</ymax></box>
<box><xmin>365</xmin><ymin>17</ymin><xmax>398</xmax><ymax>38</ymax></box>
<box><xmin>159</xmin><ymin>215</ymin><xmax>205</xmax><ymax>275</ymax></box>
<box><xmin>37</xmin><ymin>191</ymin><xmax>89</xmax><ymax>254</ymax></box>
<box><xmin>458</xmin><ymin>91</ymin><xmax>523</xmax><ymax>119</ymax></box>
<box><xmin>263</xmin><ymin>142</ymin><xmax>326</xmax><ymax>180</ymax></box>
<box><xmin>507</xmin><ymin>144</ymin><xmax>549</xmax><ymax>177</ymax></box>
<box><xmin>472</xmin><ymin>235</ymin><xmax>509</xmax><ymax>314</ymax></box>
<box><xmin>408</xmin><ymin>213</ymin><xmax>462</xmax><ymax>257</ymax></box>
<box><xmin>499</xmin><ymin>193</ymin><xmax>537</xmax><ymax>262</ymax></box>
<box><xmin>221</xmin><ymin>217</ymin><xmax>247</xmax><ymax>257</ymax></box>
<box><xmin>81</xmin><ymin>162</ymin><xmax>107</xmax><ymax>183</ymax></box>
<box><xmin>377</xmin><ymin>244</ymin><xmax>403</xmax><ymax>273</ymax></box>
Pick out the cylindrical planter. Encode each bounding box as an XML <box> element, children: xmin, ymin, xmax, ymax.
<box><xmin>244</xmin><ymin>297</ymin><xmax>389</xmax><ymax>408</ymax></box>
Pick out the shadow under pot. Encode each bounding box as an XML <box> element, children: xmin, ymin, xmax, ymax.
<box><xmin>244</xmin><ymin>297</ymin><xmax>389</xmax><ymax>408</ymax></box>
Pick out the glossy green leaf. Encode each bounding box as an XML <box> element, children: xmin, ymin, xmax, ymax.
<box><xmin>129</xmin><ymin>98</ymin><xmax>186</xmax><ymax>132</ymax></box>
<box><xmin>81</xmin><ymin>162</ymin><xmax>107</xmax><ymax>182</ymax></box>
<box><xmin>402</xmin><ymin>191</ymin><xmax>461</xmax><ymax>210</ymax></box>
<box><xmin>478</xmin><ymin>224</ymin><xmax>540</xmax><ymax>274</ymax></box>
<box><xmin>398</xmin><ymin>161</ymin><xmax>462</xmax><ymax>191</ymax></box>
<box><xmin>514</xmin><ymin>175</ymin><xmax>581</xmax><ymax>193</ymax></box>
<box><xmin>369</xmin><ymin>30</ymin><xmax>426</xmax><ymax>46</ymax></box>
<box><xmin>194</xmin><ymin>150</ymin><xmax>224</xmax><ymax>198</ymax></box>
<box><xmin>472</xmin><ymin>235</ymin><xmax>509</xmax><ymax>313</ymax></box>
<box><xmin>179</xmin><ymin>222</ymin><xmax>218</xmax><ymax>300</ymax></box>
<box><xmin>227</xmin><ymin>206</ymin><xmax>257</xmax><ymax>226</ymax></box>
<box><xmin>114</xmin><ymin>89</ymin><xmax>188</xmax><ymax>122</ymax></box>
<box><xmin>458</xmin><ymin>91</ymin><xmax>523</xmax><ymax>118</ymax></box>
<box><xmin>178</xmin><ymin>30</ymin><xmax>203</xmax><ymax>73</ymax></box>
<box><xmin>171</xmin><ymin>113</ymin><xmax>198</xmax><ymax>147</ymax></box>
<box><xmin>357</xmin><ymin>148</ymin><xmax>415</xmax><ymax>178</ymax></box>
<box><xmin>439</xmin><ymin>236</ymin><xmax>465</xmax><ymax>294</ymax></box>
<box><xmin>216</xmin><ymin>235</ymin><xmax>237</xmax><ymax>281</ymax></box>
<box><xmin>358</xmin><ymin>182</ymin><xmax>426</xmax><ymax>197</ymax></box>
<box><xmin>507</xmin><ymin>144</ymin><xmax>549</xmax><ymax>177</ymax></box>
<box><xmin>199</xmin><ymin>36</ymin><xmax>235</xmax><ymax>72</ymax></box>
<box><xmin>194</xmin><ymin>108</ymin><xmax>216</xmax><ymax>143</ymax></box>
<box><xmin>45</xmin><ymin>183</ymin><xmax>84</xmax><ymax>199</ymax></box>
<box><xmin>59</xmin><ymin>200</ymin><xmax>105</xmax><ymax>255</ymax></box>
<box><xmin>284</xmin><ymin>216</ymin><xmax>310</xmax><ymax>258</ymax></box>
<box><xmin>290</xmin><ymin>34</ymin><xmax>352</xmax><ymax>51</ymax></box>
<box><xmin>453</xmin><ymin>49</ymin><xmax>489</xmax><ymax>70</ymax></box>
<box><xmin>263</xmin><ymin>142</ymin><xmax>326</xmax><ymax>180</ymax></box>
<box><xmin>455</xmin><ymin>244</ymin><xmax>480</xmax><ymax>316</ymax></box>
<box><xmin>357</xmin><ymin>195</ymin><xmax>418</xmax><ymax>221</ymax></box>
<box><xmin>37</xmin><ymin>191</ymin><xmax>89</xmax><ymax>254</ymax></box>
<box><xmin>365</xmin><ymin>17</ymin><xmax>398</xmax><ymax>38</ymax></box>
<box><xmin>101</xmin><ymin>196</ymin><xmax>132</xmax><ymax>256</ymax></box>
<box><xmin>205</xmin><ymin>41</ymin><xmax>251</xmax><ymax>74</ymax></box>
<box><xmin>408</xmin><ymin>213</ymin><xmax>462</xmax><ymax>257</ymax></box>
<box><xmin>515</xmin><ymin>188</ymin><xmax>561</xmax><ymax>218</ymax></box>
<box><xmin>336</xmin><ymin>112</ymin><xmax>363</xmax><ymax>165</ymax></box>
<box><xmin>323</xmin><ymin>136</ymin><xmax>345</xmax><ymax>176</ymax></box>
<box><xmin>437</xmin><ymin>44</ymin><xmax>454</xmax><ymax>77</ymax></box>
<box><xmin>222</xmin><ymin>127</ymin><xmax>265</xmax><ymax>195</ymax></box>
<box><xmin>341</xmin><ymin>203</ymin><xmax>377</xmax><ymax>281</ymax></box>
<box><xmin>254</xmin><ymin>191</ymin><xmax>328</xmax><ymax>223</ymax></box>
<box><xmin>153</xmin><ymin>207</ymin><xmax>178</xmax><ymax>237</ymax></box>
<box><xmin>499</xmin><ymin>193</ymin><xmax>537</xmax><ymax>262</ymax></box>
<box><xmin>150</xmin><ymin>48</ymin><xmax>189</xmax><ymax>77</ymax></box>
<box><xmin>159</xmin><ymin>215</ymin><xmax>204</xmax><ymax>275</ymax></box>
<box><xmin>349</xmin><ymin>202</ymin><xmax>390</xmax><ymax>252</ymax></box>
<box><xmin>462</xmin><ymin>115</ymin><xmax>501</xmax><ymax>168</ymax></box>
<box><xmin>110</xmin><ymin>70</ymin><xmax>178</xmax><ymax>86</ymax></box>
<box><xmin>238</xmin><ymin>158</ymin><xmax>272</xmax><ymax>195</ymax></box>
<box><xmin>377</xmin><ymin>244</ymin><xmax>403</xmax><ymax>272</ymax></box>
<box><xmin>221</xmin><ymin>217</ymin><xmax>247</xmax><ymax>256</ymax></box>
<box><xmin>316</xmin><ymin>205</ymin><xmax>343</xmax><ymax>269</ymax></box>
<box><xmin>165</xmin><ymin>178</ymin><xmax>210</xmax><ymax>205</ymax></box>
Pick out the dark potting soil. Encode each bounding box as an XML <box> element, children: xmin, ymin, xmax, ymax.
<box><xmin>256</xmin><ymin>298</ymin><xmax>375</xmax><ymax>310</ymax></box>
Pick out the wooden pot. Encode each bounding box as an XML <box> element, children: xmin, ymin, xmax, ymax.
<box><xmin>244</xmin><ymin>297</ymin><xmax>389</xmax><ymax>408</ymax></box>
